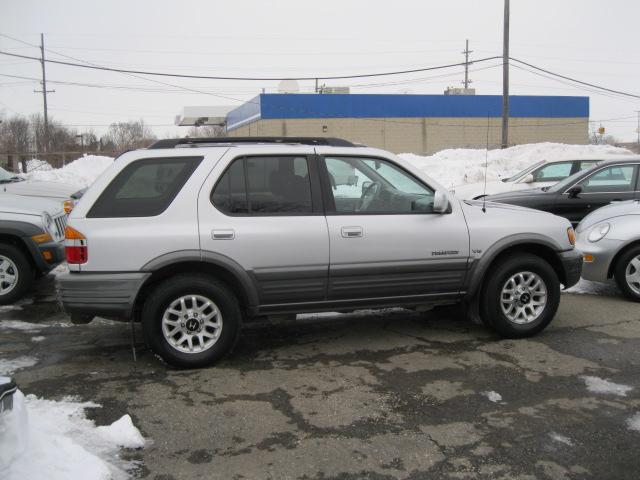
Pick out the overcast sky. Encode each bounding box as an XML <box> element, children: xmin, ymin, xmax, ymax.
<box><xmin>1</xmin><ymin>0</ymin><xmax>639</xmax><ymax>141</ymax></box>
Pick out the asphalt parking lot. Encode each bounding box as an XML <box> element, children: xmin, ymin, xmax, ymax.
<box><xmin>2</xmin><ymin>274</ymin><xmax>640</xmax><ymax>480</ymax></box>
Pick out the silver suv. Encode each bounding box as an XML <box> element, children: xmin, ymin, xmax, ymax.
<box><xmin>58</xmin><ymin>137</ymin><xmax>582</xmax><ymax>368</ymax></box>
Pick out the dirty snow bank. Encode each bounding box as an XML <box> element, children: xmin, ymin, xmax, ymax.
<box><xmin>399</xmin><ymin>142</ymin><xmax>631</xmax><ymax>188</ymax></box>
<box><xmin>0</xmin><ymin>392</ymin><xmax>145</xmax><ymax>480</ymax></box>
<box><xmin>565</xmin><ymin>278</ymin><xmax>620</xmax><ymax>296</ymax></box>
<box><xmin>25</xmin><ymin>155</ymin><xmax>114</xmax><ymax>188</ymax></box>
<box><xmin>0</xmin><ymin>356</ymin><xmax>38</xmax><ymax>376</ymax></box>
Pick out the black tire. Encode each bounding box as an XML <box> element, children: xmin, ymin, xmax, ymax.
<box><xmin>142</xmin><ymin>274</ymin><xmax>242</xmax><ymax>368</ymax></box>
<box><xmin>0</xmin><ymin>244</ymin><xmax>34</xmax><ymax>305</ymax></box>
<box><xmin>479</xmin><ymin>253</ymin><xmax>560</xmax><ymax>338</ymax></box>
<box><xmin>613</xmin><ymin>245</ymin><xmax>640</xmax><ymax>302</ymax></box>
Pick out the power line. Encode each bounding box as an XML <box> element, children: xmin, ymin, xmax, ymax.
<box><xmin>510</xmin><ymin>57</ymin><xmax>640</xmax><ymax>100</ymax></box>
<box><xmin>0</xmin><ymin>48</ymin><xmax>503</xmax><ymax>81</ymax></box>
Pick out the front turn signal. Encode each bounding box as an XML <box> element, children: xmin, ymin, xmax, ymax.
<box><xmin>567</xmin><ymin>227</ymin><xmax>576</xmax><ymax>246</ymax></box>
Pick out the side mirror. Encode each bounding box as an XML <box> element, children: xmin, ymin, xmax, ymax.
<box><xmin>567</xmin><ymin>185</ymin><xmax>583</xmax><ymax>198</ymax></box>
<box><xmin>522</xmin><ymin>174</ymin><xmax>534</xmax><ymax>184</ymax></box>
<box><xmin>433</xmin><ymin>190</ymin><xmax>452</xmax><ymax>214</ymax></box>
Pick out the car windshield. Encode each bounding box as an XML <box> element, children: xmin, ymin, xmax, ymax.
<box><xmin>0</xmin><ymin>167</ymin><xmax>19</xmax><ymax>182</ymax></box>
<box><xmin>548</xmin><ymin>168</ymin><xmax>589</xmax><ymax>192</ymax></box>
<box><xmin>502</xmin><ymin>161</ymin><xmax>545</xmax><ymax>182</ymax></box>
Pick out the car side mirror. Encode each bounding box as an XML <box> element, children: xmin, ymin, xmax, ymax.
<box><xmin>432</xmin><ymin>190</ymin><xmax>452</xmax><ymax>214</ymax></box>
<box><xmin>567</xmin><ymin>185</ymin><xmax>582</xmax><ymax>198</ymax></box>
<box><xmin>522</xmin><ymin>174</ymin><xmax>534</xmax><ymax>184</ymax></box>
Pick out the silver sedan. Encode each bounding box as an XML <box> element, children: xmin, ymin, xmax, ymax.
<box><xmin>576</xmin><ymin>200</ymin><xmax>640</xmax><ymax>301</ymax></box>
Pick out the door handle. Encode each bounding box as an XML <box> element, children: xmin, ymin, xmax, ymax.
<box><xmin>341</xmin><ymin>226</ymin><xmax>363</xmax><ymax>238</ymax></box>
<box><xmin>212</xmin><ymin>229</ymin><xmax>235</xmax><ymax>240</ymax></box>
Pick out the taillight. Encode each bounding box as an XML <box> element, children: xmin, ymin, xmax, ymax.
<box><xmin>65</xmin><ymin>226</ymin><xmax>88</xmax><ymax>264</ymax></box>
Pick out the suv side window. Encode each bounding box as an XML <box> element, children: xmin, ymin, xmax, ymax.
<box><xmin>531</xmin><ymin>162</ymin><xmax>572</xmax><ymax>182</ymax></box>
<box><xmin>212</xmin><ymin>156</ymin><xmax>313</xmax><ymax>215</ymax></box>
<box><xmin>323</xmin><ymin>156</ymin><xmax>434</xmax><ymax>214</ymax></box>
<box><xmin>88</xmin><ymin>156</ymin><xmax>203</xmax><ymax>218</ymax></box>
<box><xmin>578</xmin><ymin>165</ymin><xmax>638</xmax><ymax>193</ymax></box>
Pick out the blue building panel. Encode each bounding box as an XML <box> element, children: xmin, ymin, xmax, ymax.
<box><xmin>226</xmin><ymin>94</ymin><xmax>589</xmax><ymax>130</ymax></box>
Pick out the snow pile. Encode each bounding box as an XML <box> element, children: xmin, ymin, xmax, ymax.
<box><xmin>25</xmin><ymin>155</ymin><xmax>114</xmax><ymax>188</ymax></box>
<box><xmin>18</xmin><ymin>159</ymin><xmax>53</xmax><ymax>174</ymax></box>
<box><xmin>0</xmin><ymin>356</ymin><xmax>38</xmax><ymax>376</ymax></box>
<box><xmin>0</xmin><ymin>392</ymin><xmax>145</xmax><ymax>480</ymax></box>
<box><xmin>581</xmin><ymin>376</ymin><xmax>633</xmax><ymax>397</ymax></box>
<box><xmin>481</xmin><ymin>391</ymin><xmax>503</xmax><ymax>403</ymax></box>
<box><xmin>399</xmin><ymin>142</ymin><xmax>631</xmax><ymax>188</ymax></box>
<box><xmin>627</xmin><ymin>413</ymin><xmax>640</xmax><ymax>432</ymax></box>
<box><xmin>549</xmin><ymin>432</ymin><xmax>574</xmax><ymax>446</ymax></box>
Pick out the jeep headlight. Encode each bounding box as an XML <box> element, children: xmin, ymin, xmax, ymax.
<box><xmin>41</xmin><ymin>212</ymin><xmax>55</xmax><ymax>236</ymax></box>
<box><xmin>588</xmin><ymin>222</ymin><xmax>610</xmax><ymax>243</ymax></box>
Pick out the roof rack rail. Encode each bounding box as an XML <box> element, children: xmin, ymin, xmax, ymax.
<box><xmin>148</xmin><ymin>137</ymin><xmax>356</xmax><ymax>149</ymax></box>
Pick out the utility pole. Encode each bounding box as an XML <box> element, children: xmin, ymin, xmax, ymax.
<box><xmin>462</xmin><ymin>39</ymin><xmax>472</xmax><ymax>89</ymax></box>
<box><xmin>636</xmin><ymin>111</ymin><xmax>640</xmax><ymax>152</ymax></box>
<box><xmin>34</xmin><ymin>33</ymin><xmax>54</xmax><ymax>152</ymax></box>
<box><xmin>315</xmin><ymin>78</ymin><xmax>318</xmax><ymax>93</ymax></box>
<box><xmin>501</xmin><ymin>0</ymin><xmax>510</xmax><ymax>149</ymax></box>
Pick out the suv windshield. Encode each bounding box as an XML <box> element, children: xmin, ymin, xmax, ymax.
<box><xmin>502</xmin><ymin>161</ymin><xmax>545</xmax><ymax>182</ymax></box>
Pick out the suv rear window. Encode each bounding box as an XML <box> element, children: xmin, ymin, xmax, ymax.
<box><xmin>211</xmin><ymin>156</ymin><xmax>312</xmax><ymax>214</ymax></box>
<box><xmin>88</xmin><ymin>156</ymin><xmax>203</xmax><ymax>218</ymax></box>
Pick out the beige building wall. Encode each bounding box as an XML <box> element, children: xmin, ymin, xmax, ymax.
<box><xmin>228</xmin><ymin>117</ymin><xmax>588</xmax><ymax>155</ymax></box>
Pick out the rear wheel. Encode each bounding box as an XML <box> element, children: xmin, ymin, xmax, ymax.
<box><xmin>142</xmin><ymin>274</ymin><xmax>242</xmax><ymax>368</ymax></box>
<box><xmin>479</xmin><ymin>253</ymin><xmax>560</xmax><ymax>338</ymax></box>
<box><xmin>613</xmin><ymin>245</ymin><xmax>640</xmax><ymax>302</ymax></box>
<box><xmin>0</xmin><ymin>244</ymin><xmax>34</xmax><ymax>305</ymax></box>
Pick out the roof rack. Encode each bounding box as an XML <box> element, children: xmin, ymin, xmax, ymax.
<box><xmin>148</xmin><ymin>137</ymin><xmax>356</xmax><ymax>149</ymax></box>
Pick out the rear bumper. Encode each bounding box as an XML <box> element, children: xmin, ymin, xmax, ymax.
<box><xmin>57</xmin><ymin>272</ymin><xmax>150</xmax><ymax>320</ymax></box>
<box><xmin>558</xmin><ymin>249</ymin><xmax>583</xmax><ymax>289</ymax></box>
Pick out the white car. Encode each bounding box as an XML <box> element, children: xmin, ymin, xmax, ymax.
<box><xmin>0</xmin><ymin>166</ymin><xmax>80</xmax><ymax>203</ymax></box>
<box><xmin>452</xmin><ymin>158</ymin><xmax>603</xmax><ymax>200</ymax></box>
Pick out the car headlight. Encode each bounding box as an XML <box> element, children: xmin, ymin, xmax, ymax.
<box><xmin>41</xmin><ymin>212</ymin><xmax>54</xmax><ymax>236</ymax></box>
<box><xmin>588</xmin><ymin>222</ymin><xmax>610</xmax><ymax>243</ymax></box>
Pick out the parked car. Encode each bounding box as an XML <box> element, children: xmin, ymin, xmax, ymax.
<box><xmin>0</xmin><ymin>194</ymin><xmax>66</xmax><ymax>303</ymax></box>
<box><xmin>58</xmin><ymin>137</ymin><xmax>582</xmax><ymax>368</ymax></box>
<box><xmin>483</xmin><ymin>156</ymin><xmax>640</xmax><ymax>226</ymax></box>
<box><xmin>0</xmin><ymin>165</ymin><xmax>80</xmax><ymax>204</ymax></box>
<box><xmin>452</xmin><ymin>157</ymin><xmax>603</xmax><ymax>200</ymax></box>
<box><xmin>576</xmin><ymin>200</ymin><xmax>640</xmax><ymax>301</ymax></box>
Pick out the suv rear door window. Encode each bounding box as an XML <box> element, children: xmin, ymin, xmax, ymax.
<box><xmin>88</xmin><ymin>156</ymin><xmax>203</xmax><ymax>218</ymax></box>
<box><xmin>212</xmin><ymin>156</ymin><xmax>313</xmax><ymax>215</ymax></box>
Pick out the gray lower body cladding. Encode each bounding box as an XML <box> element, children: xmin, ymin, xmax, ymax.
<box><xmin>57</xmin><ymin>272</ymin><xmax>150</xmax><ymax>319</ymax></box>
<box><xmin>558</xmin><ymin>249</ymin><xmax>583</xmax><ymax>288</ymax></box>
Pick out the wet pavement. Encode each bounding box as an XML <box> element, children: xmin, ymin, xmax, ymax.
<box><xmin>1</xmin><ymin>273</ymin><xmax>640</xmax><ymax>479</ymax></box>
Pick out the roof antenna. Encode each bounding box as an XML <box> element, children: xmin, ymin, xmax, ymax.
<box><xmin>482</xmin><ymin>113</ymin><xmax>490</xmax><ymax>213</ymax></box>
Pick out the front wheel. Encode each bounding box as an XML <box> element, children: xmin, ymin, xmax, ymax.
<box><xmin>613</xmin><ymin>246</ymin><xmax>640</xmax><ymax>302</ymax></box>
<box><xmin>142</xmin><ymin>274</ymin><xmax>242</xmax><ymax>368</ymax></box>
<box><xmin>0</xmin><ymin>244</ymin><xmax>34</xmax><ymax>305</ymax></box>
<box><xmin>479</xmin><ymin>253</ymin><xmax>560</xmax><ymax>338</ymax></box>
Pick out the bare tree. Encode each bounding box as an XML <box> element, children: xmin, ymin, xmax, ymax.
<box><xmin>0</xmin><ymin>115</ymin><xmax>32</xmax><ymax>153</ymax></box>
<box><xmin>102</xmin><ymin>119</ymin><xmax>157</xmax><ymax>152</ymax></box>
<box><xmin>30</xmin><ymin>114</ymin><xmax>78</xmax><ymax>152</ymax></box>
<box><xmin>186</xmin><ymin>125</ymin><xmax>225</xmax><ymax>137</ymax></box>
